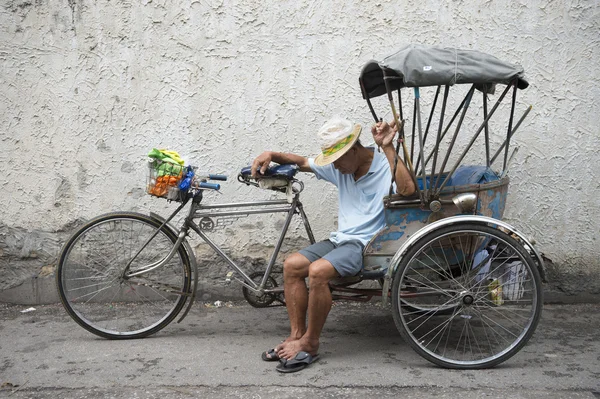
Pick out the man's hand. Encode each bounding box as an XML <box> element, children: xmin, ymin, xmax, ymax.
<box><xmin>251</xmin><ymin>151</ymin><xmax>272</xmax><ymax>178</ymax></box>
<box><xmin>371</xmin><ymin>120</ymin><xmax>398</xmax><ymax>149</ymax></box>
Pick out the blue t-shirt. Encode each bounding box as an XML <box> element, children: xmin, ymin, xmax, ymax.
<box><xmin>308</xmin><ymin>147</ymin><xmax>393</xmax><ymax>246</ymax></box>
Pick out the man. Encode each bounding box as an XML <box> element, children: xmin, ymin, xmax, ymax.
<box><xmin>251</xmin><ymin>116</ymin><xmax>415</xmax><ymax>373</ymax></box>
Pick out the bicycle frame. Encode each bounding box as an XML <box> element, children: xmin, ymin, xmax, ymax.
<box><xmin>190</xmin><ymin>194</ymin><xmax>316</xmax><ymax>292</ymax></box>
<box><xmin>123</xmin><ymin>190</ymin><xmax>316</xmax><ymax>318</ymax></box>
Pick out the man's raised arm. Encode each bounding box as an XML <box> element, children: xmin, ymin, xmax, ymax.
<box><xmin>251</xmin><ymin>151</ymin><xmax>313</xmax><ymax>178</ymax></box>
<box><xmin>371</xmin><ymin>121</ymin><xmax>416</xmax><ymax>197</ymax></box>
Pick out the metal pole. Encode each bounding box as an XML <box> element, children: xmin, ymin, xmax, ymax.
<box><xmin>414</xmin><ymin>87</ymin><xmax>429</xmax><ymax>201</ymax></box>
<box><xmin>432</xmin><ymin>85</ymin><xmax>476</xmax><ymax>194</ymax></box>
<box><xmin>429</xmin><ymin>85</ymin><xmax>449</xmax><ymax>192</ymax></box>
<box><xmin>416</xmin><ymin>85</ymin><xmax>441</xmax><ymax>175</ymax></box>
<box><xmin>503</xmin><ymin>81</ymin><xmax>518</xmax><ymax>173</ymax></box>
<box><xmin>483</xmin><ymin>92</ymin><xmax>490</xmax><ymax>167</ymax></box>
<box><xmin>423</xmin><ymin>88</ymin><xmax>471</xmax><ymax>168</ymax></box>
<box><xmin>296</xmin><ymin>201</ymin><xmax>316</xmax><ymax>244</ymax></box>
<box><xmin>410</xmin><ymin>95</ymin><xmax>417</xmax><ymax>163</ymax></box>
<box><xmin>259</xmin><ymin>197</ymin><xmax>298</xmax><ymax>288</ymax></box>
<box><xmin>436</xmin><ymin>83</ymin><xmax>514</xmax><ymax>193</ymax></box>
<box><xmin>385</xmin><ymin>79</ymin><xmax>420</xmax><ymax>201</ymax></box>
<box><xmin>360</xmin><ymin>78</ymin><xmax>379</xmax><ymax>122</ymax></box>
<box><xmin>389</xmin><ymin>89</ymin><xmax>405</xmax><ymax>197</ymax></box>
<box><xmin>490</xmin><ymin>105</ymin><xmax>532</xmax><ymax>165</ymax></box>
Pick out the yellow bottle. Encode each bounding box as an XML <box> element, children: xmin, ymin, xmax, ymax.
<box><xmin>488</xmin><ymin>278</ymin><xmax>504</xmax><ymax>306</ymax></box>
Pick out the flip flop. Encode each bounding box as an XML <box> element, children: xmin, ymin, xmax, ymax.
<box><xmin>261</xmin><ymin>348</ymin><xmax>280</xmax><ymax>362</ymax></box>
<box><xmin>275</xmin><ymin>351</ymin><xmax>319</xmax><ymax>373</ymax></box>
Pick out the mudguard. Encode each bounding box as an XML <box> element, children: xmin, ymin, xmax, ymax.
<box><xmin>381</xmin><ymin>215</ymin><xmax>546</xmax><ymax>306</ymax></box>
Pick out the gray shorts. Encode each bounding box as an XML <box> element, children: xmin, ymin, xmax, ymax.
<box><xmin>298</xmin><ymin>240</ymin><xmax>364</xmax><ymax>277</ymax></box>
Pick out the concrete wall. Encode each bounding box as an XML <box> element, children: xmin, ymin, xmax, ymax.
<box><xmin>1</xmin><ymin>0</ymin><xmax>599</xmax><ymax>303</ymax></box>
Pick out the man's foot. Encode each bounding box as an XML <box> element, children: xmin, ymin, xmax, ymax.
<box><xmin>261</xmin><ymin>336</ymin><xmax>301</xmax><ymax>362</ymax></box>
<box><xmin>277</xmin><ymin>337</ymin><xmax>319</xmax><ymax>360</ymax></box>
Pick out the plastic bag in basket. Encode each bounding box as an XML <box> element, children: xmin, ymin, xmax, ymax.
<box><xmin>147</xmin><ymin>149</ymin><xmax>186</xmax><ymax>197</ymax></box>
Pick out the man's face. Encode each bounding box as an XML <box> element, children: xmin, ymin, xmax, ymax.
<box><xmin>332</xmin><ymin>147</ymin><xmax>358</xmax><ymax>174</ymax></box>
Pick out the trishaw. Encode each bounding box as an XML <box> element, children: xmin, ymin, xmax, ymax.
<box><xmin>56</xmin><ymin>44</ymin><xmax>545</xmax><ymax>369</ymax></box>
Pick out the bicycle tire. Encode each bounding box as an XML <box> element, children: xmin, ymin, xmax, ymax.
<box><xmin>56</xmin><ymin>212</ymin><xmax>192</xmax><ymax>339</ymax></box>
<box><xmin>391</xmin><ymin>223</ymin><xmax>542</xmax><ymax>369</ymax></box>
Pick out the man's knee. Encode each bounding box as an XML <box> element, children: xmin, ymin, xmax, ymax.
<box><xmin>283</xmin><ymin>253</ymin><xmax>310</xmax><ymax>278</ymax></box>
<box><xmin>308</xmin><ymin>260</ymin><xmax>338</xmax><ymax>285</ymax></box>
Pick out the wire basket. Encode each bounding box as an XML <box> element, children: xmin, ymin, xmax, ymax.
<box><xmin>146</xmin><ymin>159</ymin><xmax>186</xmax><ymax>201</ymax></box>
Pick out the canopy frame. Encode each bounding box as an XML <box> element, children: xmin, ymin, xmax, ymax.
<box><xmin>359</xmin><ymin>46</ymin><xmax>530</xmax><ymax>207</ymax></box>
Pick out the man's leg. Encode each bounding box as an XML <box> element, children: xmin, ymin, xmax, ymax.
<box><xmin>278</xmin><ymin>240</ymin><xmax>363</xmax><ymax>360</ymax></box>
<box><xmin>278</xmin><ymin>258</ymin><xmax>338</xmax><ymax>359</ymax></box>
<box><xmin>281</xmin><ymin>253</ymin><xmax>311</xmax><ymax>343</ymax></box>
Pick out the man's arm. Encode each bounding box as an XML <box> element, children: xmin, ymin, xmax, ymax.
<box><xmin>251</xmin><ymin>151</ymin><xmax>313</xmax><ymax>178</ymax></box>
<box><xmin>372</xmin><ymin>121</ymin><xmax>416</xmax><ymax>197</ymax></box>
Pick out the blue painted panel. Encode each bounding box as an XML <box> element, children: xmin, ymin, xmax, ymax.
<box><xmin>384</xmin><ymin>207</ymin><xmax>431</xmax><ymax>227</ymax></box>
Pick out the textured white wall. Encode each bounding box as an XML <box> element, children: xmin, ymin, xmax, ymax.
<box><xmin>1</xmin><ymin>0</ymin><xmax>599</xmax><ymax>295</ymax></box>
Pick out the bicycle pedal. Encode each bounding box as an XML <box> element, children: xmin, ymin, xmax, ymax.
<box><xmin>225</xmin><ymin>271</ymin><xmax>234</xmax><ymax>285</ymax></box>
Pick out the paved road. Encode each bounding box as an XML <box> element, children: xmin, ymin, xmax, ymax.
<box><xmin>1</xmin><ymin>301</ymin><xmax>598</xmax><ymax>398</ymax></box>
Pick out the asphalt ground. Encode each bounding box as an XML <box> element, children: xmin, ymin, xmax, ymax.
<box><xmin>0</xmin><ymin>301</ymin><xmax>598</xmax><ymax>398</ymax></box>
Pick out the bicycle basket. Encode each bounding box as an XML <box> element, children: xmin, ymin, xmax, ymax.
<box><xmin>146</xmin><ymin>159</ymin><xmax>185</xmax><ymax>200</ymax></box>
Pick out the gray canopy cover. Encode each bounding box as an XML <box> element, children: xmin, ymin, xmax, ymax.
<box><xmin>360</xmin><ymin>44</ymin><xmax>528</xmax><ymax>99</ymax></box>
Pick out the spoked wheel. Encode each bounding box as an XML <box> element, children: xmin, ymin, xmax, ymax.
<box><xmin>242</xmin><ymin>272</ymin><xmax>282</xmax><ymax>308</ymax></box>
<box><xmin>57</xmin><ymin>212</ymin><xmax>192</xmax><ymax>339</ymax></box>
<box><xmin>391</xmin><ymin>223</ymin><xmax>542</xmax><ymax>369</ymax></box>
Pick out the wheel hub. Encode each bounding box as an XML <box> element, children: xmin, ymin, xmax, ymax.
<box><xmin>462</xmin><ymin>294</ymin><xmax>474</xmax><ymax>306</ymax></box>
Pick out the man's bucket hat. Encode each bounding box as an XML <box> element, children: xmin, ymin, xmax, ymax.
<box><xmin>314</xmin><ymin>117</ymin><xmax>362</xmax><ymax>166</ymax></box>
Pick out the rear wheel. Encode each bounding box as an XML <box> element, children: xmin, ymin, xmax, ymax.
<box><xmin>391</xmin><ymin>223</ymin><xmax>542</xmax><ymax>368</ymax></box>
<box><xmin>57</xmin><ymin>212</ymin><xmax>192</xmax><ymax>339</ymax></box>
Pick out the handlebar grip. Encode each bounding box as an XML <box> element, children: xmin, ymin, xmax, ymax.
<box><xmin>199</xmin><ymin>182</ymin><xmax>220</xmax><ymax>190</ymax></box>
<box><xmin>208</xmin><ymin>174</ymin><xmax>228</xmax><ymax>181</ymax></box>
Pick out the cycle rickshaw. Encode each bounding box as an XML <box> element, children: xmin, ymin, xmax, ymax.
<box><xmin>56</xmin><ymin>44</ymin><xmax>545</xmax><ymax>369</ymax></box>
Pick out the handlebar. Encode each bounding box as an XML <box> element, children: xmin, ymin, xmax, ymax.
<box><xmin>198</xmin><ymin>182</ymin><xmax>221</xmax><ymax>190</ymax></box>
<box><xmin>208</xmin><ymin>174</ymin><xmax>227</xmax><ymax>181</ymax></box>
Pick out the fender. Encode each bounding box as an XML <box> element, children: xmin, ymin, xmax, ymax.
<box><xmin>148</xmin><ymin>212</ymin><xmax>199</xmax><ymax>323</ymax></box>
<box><xmin>381</xmin><ymin>215</ymin><xmax>546</xmax><ymax>306</ymax></box>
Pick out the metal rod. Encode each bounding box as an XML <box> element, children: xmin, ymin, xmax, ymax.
<box><xmin>410</xmin><ymin>95</ymin><xmax>417</xmax><ymax>163</ymax></box>
<box><xmin>500</xmin><ymin>147</ymin><xmax>519</xmax><ymax>178</ymax></box>
<box><xmin>384</xmin><ymin>75</ymin><xmax>420</xmax><ymax>200</ymax></box>
<box><xmin>483</xmin><ymin>92</ymin><xmax>491</xmax><ymax>167</ymax></box>
<box><xmin>423</xmin><ymin>87</ymin><xmax>472</xmax><ymax>168</ymax></box>
<box><xmin>125</xmin><ymin>232</ymin><xmax>186</xmax><ymax>278</ymax></box>
<box><xmin>360</xmin><ymin>78</ymin><xmax>379</xmax><ymax>122</ymax></box>
<box><xmin>490</xmin><ymin>105</ymin><xmax>532</xmax><ymax>165</ymax></box>
<box><xmin>398</xmin><ymin>88</ymin><xmax>404</xmax><ymax>121</ymax></box>
<box><xmin>503</xmin><ymin>81</ymin><xmax>519</xmax><ymax>173</ymax></box>
<box><xmin>414</xmin><ymin>88</ymin><xmax>428</xmax><ymax>201</ymax></box>
<box><xmin>389</xmin><ymin>88</ymin><xmax>405</xmax><ymax>197</ymax></box>
<box><xmin>416</xmin><ymin>85</ymin><xmax>441</xmax><ymax>175</ymax></box>
<box><xmin>194</xmin><ymin>207</ymin><xmax>292</xmax><ymax>218</ymax></box>
<box><xmin>429</xmin><ymin>85</ymin><xmax>449</xmax><ymax>191</ymax></box>
<box><xmin>260</xmin><ymin>197</ymin><xmax>298</xmax><ymax>288</ymax></box>
<box><xmin>198</xmin><ymin>200</ymin><xmax>289</xmax><ymax>209</ymax></box>
<box><xmin>191</xmin><ymin>225</ymin><xmax>257</xmax><ymax>288</ymax></box>
<box><xmin>436</xmin><ymin>83</ymin><xmax>513</xmax><ymax>193</ymax></box>
<box><xmin>432</xmin><ymin>85</ymin><xmax>476</xmax><ymax>194</ymax></box>
<box><xmin>297</xmin><ymin>201</ymin><xmax>316</xmax><ymax>244</ymax></box>
<box><xmin>123</xmin><ymin>199</ymin><xmax>189</xmax><ymax>275</ymax></box>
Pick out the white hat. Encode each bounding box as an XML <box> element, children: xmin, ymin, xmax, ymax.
<box><xmin>314</xmin><ymin>117</ymin><xmax>362</xmax><ymax>166</ymax></box>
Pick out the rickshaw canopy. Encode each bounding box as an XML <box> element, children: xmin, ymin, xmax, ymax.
<box><xmin>360</xmin><ymin>44</ymin><xmax>528</xmax><ymax>99</ymax></box>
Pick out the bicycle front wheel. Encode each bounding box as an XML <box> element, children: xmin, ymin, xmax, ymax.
<box><xmin>391</xmin><ymin>223</ymin><xmax>542</xmax><ymax>369</ymax></box>
<box><xmin>57</xmin><ymin>212</ymin><xmax>192</xmax><ymax>339</ymax></box>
